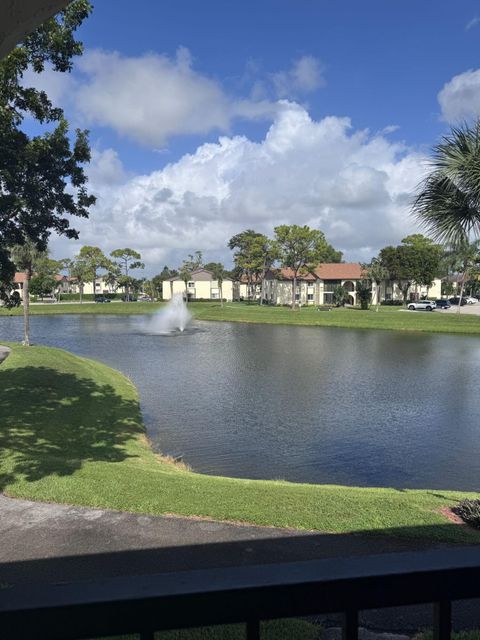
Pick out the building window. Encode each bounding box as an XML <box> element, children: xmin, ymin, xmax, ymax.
<box><xmin>188</xmin><ymin>282</ymin><xmax>195</xmax><ymax>288</ymax></box>
<box><xmin>211</xmin><ymin>292</ymin><xmax>219</xmax><ymax>299</ymax></box>
<box><xmin>324</xmin><ymin>292</ymin><xmax>334</xmax><ymax>304</ymax></box>
<box><xmin>307</xmin><ymin>293</ymin><xmax>314</xmax><ymax>301</ymax></box>
<box><xmin>295</xmin><ymin>293</ymin><xmax>300</xmax><ymax>300</ymax></box>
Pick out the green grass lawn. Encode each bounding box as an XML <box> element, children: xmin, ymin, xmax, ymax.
<box><xmin>1</xmin><ymin>343</ymin><xmax>479</xmax><ymax>544</ymax></box>
<box><xmin>0</xmin><ymin>300</ymin><xmax>163</xmax><ymax>315</ymax></box>
<box><xmin>1</xmin><ymin>301</ymin><xmax>480</xmax><ymax>335</ymax></box>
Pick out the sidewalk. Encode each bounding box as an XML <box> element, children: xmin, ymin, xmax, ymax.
<box><xmin>2</xmin><ymin>494</ymin><xmax>479</xmax><ymax>632</ymax></box>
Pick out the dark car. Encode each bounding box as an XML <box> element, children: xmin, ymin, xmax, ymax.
<box><xmin>95</xmin><ymin>296</ymin><xmax>111</xmax><ymax>303</ymax></box>
<box><xmin>448</xmin><ymin>297</ymin><xmax>468</xmax><ymax>306</ymax></box>
<box><xmin>435</xmin><ymin>299</ymin><xmax>451</xmax><ymax>309</ymax></box>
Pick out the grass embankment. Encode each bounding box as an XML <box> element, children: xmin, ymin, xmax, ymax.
<box><xmin>0</xmin><ymin>301</ymin><xmax>162</xmax><ymax>315</ymax></box>
<box><xmin>191</xmin><ymin>303</ymin><xmax>480</xmax><ymax>335</ymax></box>
<box><xmin>1</xmin><ymin>343</ymin><xmax>479</xmax><ymax>543</ymax></box>
<box><xmin>1</xmin><ymin>301</ymin><xmax>480</xmax><ymax>335</ymax></box>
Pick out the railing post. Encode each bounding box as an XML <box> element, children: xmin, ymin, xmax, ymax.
<box><xmin>433</xmin><ymin>601</ymin><xmax>452</xmax><ymax>640</ymax></box>
<box><xmin>246</xmin><ymin>619</ymin><xmax>260</xmax><ymax>640</ymax></box>
<box><xmin>342</xmin><ymin>610</ymin><xmax>359</xmax><ymax>640</ymax></box>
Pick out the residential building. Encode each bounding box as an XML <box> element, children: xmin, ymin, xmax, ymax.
<box><xmin>238</xmin><ymin>263</ymin><xmax>442</xmax><ymax>306</ymax></box>
<box><xmin>163</xmin><ymin>268</ymin><xmax>234</xmax><ymax>301</ymax></box>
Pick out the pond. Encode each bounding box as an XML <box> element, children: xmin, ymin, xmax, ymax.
<box><xmin>1</xmin><ymin>314</ymin><xmax>480</xmax><ymax>490</ymax></box>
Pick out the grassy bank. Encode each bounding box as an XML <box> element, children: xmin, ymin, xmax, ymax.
<box><xmin>1</xmin><ymin>301</ymin><xmax>480</xmax><ymax>335</ymax></box>
<box><xmin>1</xmin><ymin>343</ymin><xmax>479</xmax><ymax>543</ymax></box>
<box><xmin>0</xmin><ymin>301</ymin><xmax>163</xmax><ymax>315</ymax></box>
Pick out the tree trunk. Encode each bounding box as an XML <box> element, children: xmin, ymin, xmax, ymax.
<box><xmin>220</xmin><ymin>282</ymin><xmax>224</xmax><ymax>307</ymax></box>
<box><xmin>185</xmin><ymin>282</ymin><xmax>188</xmax><ymax>304</ymax></box>
<box><xmin>457</xmin><ymin>274</ymin><xmax>466</xmax><ymax>314</ymax></box>
<box><xmin>292</xmin><ymin>275</ymin><xmax>297</xmax><ymax>310</ymax></box>
<box><xmin>376</xmin><ymin>281</ymin><xmax>380</xmax><ymax>312</ymax></box>
<box><xmin>80</xmin><ymin>284</ymin><xmax>83</xmax><ymax>304</ymax></box>
<box><xmin>23</xmin><ymin>268</ymin><xmax>31</xmax><ymax>347</ymax></box>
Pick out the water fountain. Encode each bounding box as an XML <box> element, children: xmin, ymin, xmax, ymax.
<box><xmin>146</xmin><ymin>293</ymin><xmax>191</xmax><ymax>334</ymax></box>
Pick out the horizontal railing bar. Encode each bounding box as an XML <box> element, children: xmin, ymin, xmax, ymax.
<box><xmin>1</xmin><ymin>547</ymin><xmax>479</xmax><ymax>640</ymax></box>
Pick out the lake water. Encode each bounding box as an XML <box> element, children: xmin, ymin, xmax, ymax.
<box><xmin>1</xmin><ymin>314</ymin><xmax>480</xmax><ymax>490</ymax></box>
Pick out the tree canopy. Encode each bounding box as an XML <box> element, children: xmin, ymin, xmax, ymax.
<box><xmin>0</xmin><ymin>0</ymin><xmax>94</xmax><ymax>306</ymax></box>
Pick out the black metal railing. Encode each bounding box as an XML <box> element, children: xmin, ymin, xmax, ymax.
<box><xmin>1</xmin><ymin>547</ymin><xmax>480</xmax><ymax>640</ymax></box>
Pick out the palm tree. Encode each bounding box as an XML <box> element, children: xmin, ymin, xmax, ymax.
<box><xmin>11</xmin><ymin>240</ymin><xmax>42</xmax><ymax>346</ymax></box>
<box><xmin>365</xmin><ymin>259</ymin><xmax>390</xmax><ymax>312</ymax></box>
<box><xmin>413</xmin><ymin>121</ymin><xmax>480</xmax><ymax>246</ymax></box>
<box><xmin>445</xmin><ymin>240</ymin><xmax>480</xmax><ymax>313</ymax></box>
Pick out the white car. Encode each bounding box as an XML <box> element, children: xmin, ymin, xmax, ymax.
<box><xmin>465</xmin><ymin>296</ymin><xmax>477</xmax><ymax>304</ymax></box>
<box><xmin>408</xmin><ymin>300</ymin><xmax>436</xmax><ymax>311</ymax></box>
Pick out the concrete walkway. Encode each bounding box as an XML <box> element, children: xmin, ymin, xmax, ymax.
<box><xmin>1</xmin><ymin>494</ymin><xmax>479</xmax><ymax>632</ymax></box>
<box><xmin>0</xmin><ymin>345</ymin><xmax>11</xmax><ymax>365</ymax></box>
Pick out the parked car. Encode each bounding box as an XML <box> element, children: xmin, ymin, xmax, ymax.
<box><xmin>407</xmin><ymin>300</ymin><xmax>436</xmax><ymax>311</ymax></box>
<box><xmin>95</xmin><ymin>296</ymin><xmax>111</xmax><ymax>303</ymax></box>
<box><xmin>465</xmin><ymin>296</ymin><xmax>477</xmax><ymax>304</ymax></box>
<box><xmin>449</xmin><ymin>297</ymin><xmax>468</xmax><ymax>306</ymax></box>
<box><xmin>435</xmin><ymin>299</ymin><xmax>451</xmax><ymax>309</ymax></box>
<box><xmin>138</xmin><ymin>295</ymin><xmax>152</xmax><ymax>302</ymax></box>
<box><xmin>122</xmin><ymin>295</ymin><xmax>138</xmax><ymax>302</ymax></box>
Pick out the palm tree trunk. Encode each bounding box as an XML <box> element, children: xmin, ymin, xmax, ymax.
<box><xmin>220</xmin><ymin>282</ymin><xmax>224</xmax><ymax>307</ymax></box>
<box><xmin>457</xmin><ymin>274</ymin><xmax>466</xmax><ymax>314</ymax></box>
<box><xmin>376</xmin><ymin>281</ymin><xmax>380</xmax><ymax>312</ymax></box>
<box><xmin>23</xmin><ymin>268</ymin><xmax>31</xmax><ymax>346</ymax></box>
<box><xmin>292</xmin><ymin>276</ymin><xmax>297</xmax><ymax>310</ymax></box>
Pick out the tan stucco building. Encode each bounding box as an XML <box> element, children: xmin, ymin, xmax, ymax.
<box><xmin>235</xmin><ymin>263</ymin><xmax>442</xmax><ymax>306</ymax></box>
<box><xmin>163</xmin><ymin>269</ymin><xmax>234</xmax><ymax>301</ymax></box>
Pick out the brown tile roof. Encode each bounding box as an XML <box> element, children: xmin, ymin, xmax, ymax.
<box><xmin>276</xmin><ymin>268</ymin><xmax>317</xmax><ymax>281</ymax></box>
<box><xmin>314</xmin><ymin>263</ymin><xmax>365</xmax><ymax>280</ymax></box>
<box><xmin>14</xmin><ymin>272</ymin><xmax>66</xmax><ymax>283</ymax></box>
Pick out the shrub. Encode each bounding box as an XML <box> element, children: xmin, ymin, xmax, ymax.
<box><xmin>452</xmin><ymin>499</ymin><xmax>480</xmax><ymax>529</ymax></box>
<box><xmin>381</xmin><ymin>300</ymin><xmax>403</xmax><ymax>306</ymax></box>
<box><xmin>59</xmin><ymin>293</ymin><xmax>122</xmax><ymax>301</ymax></box>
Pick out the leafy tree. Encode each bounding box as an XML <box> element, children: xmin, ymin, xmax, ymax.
<box><xmin>76</xmin><ymin>246</ymin><xmax>110</xmax><ymax>298</ymax></box>
<box><xmin>228</xmin><ymin>230</ymin><xmax>265</xmax><ymax>302</ymax></box>
<box><xmin>332</xmin><ymin>285</ymin><xmax>349</xmax><ymax>307</ymax></box>
<box><xmin>104</xmin><ymin>266</ymin><xmax>121</xmax><ymax>292</ymax></box>
<box><xmin>379</xmin><ymin>235</ymin><xmax>442</xmax><ymax>305</ymax></box>
<box><xmin>10</xmin><ymin>240</ymin><xmax>43</xmax><ymax>345</ymax></box>
<box><xmin>412</xmin><ymin>121</ymin><xmax>480</xmax><ymax>246</ymax></box>
<box><xmin>150</xmin><ymin>274</ymin><xmax>164</xmax><ymax>300</ymax></box>
<box><xmin>356</xmin><ymin>280</ymin><xmax>372</xmax><ymax>310</ymax></box>
<box><xmin>70</xmin><ymin>258</ymin><xmax>90</xmax><ymax>303</ymax></box>
<box><xmin>178</xmin><ymin>251</ymin><xmax>202</xmax><ymax>303</ymax></box>
<box><xmin>0</xmin><ymin>1</ymin><xmax>95</xmax><ymax>309</ymax></box>
<box><xmin>0</xmin><ymin>249</ymin><xmax>19</xmax><ymax>307</ymax></box>
<box><xmin>365</xmin><ymin>258</ymin><xmax>389</xmax><ymax>312</ymax></box>
<box><xmin>441</xmin><ymin>280</ymin><xmax>455</xmax><ymax>298</ymax></box>
<box><xmin>30</xmin><ymin>255</ymin><xmax>62</xmax><ymax>299</ymax></box>
<box><xmin>110</xmin><ymin>248</ymin><xmax>144</xmax><ymax>302</ymax></box>
<box><xmin>274</xmin><ymin>225</ymin><xmax>342</xmax><ymax>309</ymax></box>
<box><xmin>30</xmin><ymin>273</ymin><xmax>57</xmax><ymax>298</ymax></box>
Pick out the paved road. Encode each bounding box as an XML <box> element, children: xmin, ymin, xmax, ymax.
<box><xmin>1</xmin><ymin>495</ymin><xmax>479</xmax><ymax>633</ymax></box>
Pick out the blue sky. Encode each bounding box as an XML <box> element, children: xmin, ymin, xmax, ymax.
<box><xmin>34</xmin><ymin>0</ymin><xmax>480</xmax><ymax>271</ymax></box>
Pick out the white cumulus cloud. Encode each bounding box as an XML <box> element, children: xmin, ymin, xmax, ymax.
<box><xmin>73</xmin><ymin>47</ymin><xmax>276</xmax><ymax>146</ymax></box>
<box><xmin>50</xmin><ymin>103</ymin><xmax>427</xmax><ymax>272</ymax></box>
<box><xmin>438</xmin><ymin>69</ymin><xmax>480</xmax><ymax>123</ymax></box>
